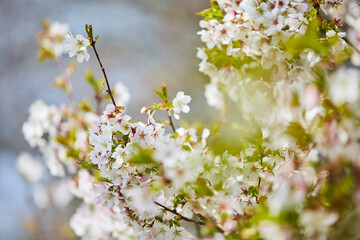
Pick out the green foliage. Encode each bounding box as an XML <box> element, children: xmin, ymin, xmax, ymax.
<box><xmin>214</xmin><ymin>180</ymin><xmax>224</xmax><ymax>191</ymax></box>
<box><xmin>284</xmin><ymin>19</ymin><xmax>338</xmax><ymax>58</ymax></box>
<box><xmin>278</xmin><ymin>209</ymin><xmax>300</xmax><ymax>225</ymax></box>
<box><xmin>78</xmin><ymin>161</ymin><xmax>98</xmax><ymax>170</ymax></box>
<box><xmin>56</xmin><ymin>128</ymin><xmax>77</xmax><ymax>149</ymax></box>
<box><xmin>85</xmin><ymin>24</ymin><xmax>98</xmax><ymax>44</ymax></box>
<box><xmin>168</xmin><ymin>219</ymin><xmax>181</xmax><ymax>228</ymax></box>
<box><xmin>204</xmin><ymin>46</ymin><xmax>274</xmax><ymax>83</ymax></box>
<box><xmin>211</xmin><ymin>107</ymin><xmax>264</xmax><ymax>155</ymax></box>
<box><xmin>225</xmin><ymin>233</ymin><xmax>246</xmax><ymax>240</ymax></box>
<box><xmin>100</xmin><ymin>177</ymin><xmax>112</xmax><ymax>184</ymax></box>
<box><xmin>150</xmin><ymin>180</ymin><xmax>164</xmax><ymax>193</ymax></box>
<box><xmin>247</xmin><ymin>186</ymin><xmax>259</xmax><ymax>198</ymax></box>
<box><xmin>320</xmin><ymin>166</ymin><xmax>355</xmax><ymax>211</ymax></box>
<box><xmin>182</xmin><ymin>144</ymin><xmax>192</xmax><ymax>152</ymax></box>
<box><xmin>286</xmin><ymin>122</ymin><xmax>312</xmax><ymax>151</ymax></box>
<box><xmin>197</xmin><ymin>0</ymin><xmax>223</xmax><ymax>21</ymax></box>
<box><xmin>77</xmin><ymin>99</ymin><xmax>93</xmax><ymax>112</ymax></box>
<box><xmin>85</xmin><ymin>68</ymin><xmax>104</xmax><ymax>93</ymax></box>
<box><xmin>172</xmin><ymin>194</ymin><xmax>186</xmax><ymax>209</ymax></box>
<box><xmin>37</xmin><ymin>47</ymin><xmax>55</xmax><ymax>63</ymax></box>
<box><xmin>155</xmin><ymin>83</ymin><xmax>168</xmax><ymax>102</ymax></box>
<box><xmin>129</xmin><ymin>149</ymin><xmax>155</xmax><ymax>165</ymax></box>
<box><xmin>194</xmin><ymin>177</ymin><xmax>214</xmax><ymax>197</ymax></box>
<box><xmin>306</xmin><ymin>7</ymin><xmax>318</xmax><ymax>22</ymax></box>
<box><xmin>205</xmin><ymin>47</ymin><xmax>253</xmax><ymax>70</ymax></box>
<box><xmin>154</xmin><ymin>215</ymin><xmax>163</xmax><ymax>223</ymax></box>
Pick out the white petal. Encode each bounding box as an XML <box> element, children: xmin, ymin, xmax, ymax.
<box><xmin>182</xmin><ymin>95</ymin><xmax>192</xmax><ymax>104</ymax></box>
<box><xmin>174</xmin><ymin>112</ymin><xmax>180</xmax><ymax>120</ymax></box>
<box><xmin>84</xmin><ymin>51</ymin><xmax>90</xmax><ymax>61</ymax></box>
<box><xmin>123</xmin><ymin>115</ymin><xmax>131</xmax><ymax>122</ymax></box>
<box><xmin>181</xmin><ymin>105</ymin><xmax>190</xmax><ymax>113</ymax></box>
<box><xmin>77</xmin><ymin>54</ymin><xmax>84</xmax><ymax>63</ymax></box>
<box><xmin>176</xmin><ymin>91</ymin><xmax>184</xmax><ymax>98</ymax></box>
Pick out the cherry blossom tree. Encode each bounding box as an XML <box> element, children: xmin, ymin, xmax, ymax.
<box><xmin>17</xmin><ymin>1</ymin><xmax>360</xmax><ymax>239</ymax></box>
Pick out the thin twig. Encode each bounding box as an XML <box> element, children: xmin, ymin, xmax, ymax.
<box><xmin>90</xmin><ymin>42</ymin><xmax>117</xmax><ymax>106</ymax></box>
<box><xmin>154</xmin><ymin>201</ymin><xmax>203</xmax><ymax>225</ymax></box>
<box><xmin>257</xmin><ymin>152</ymin><xmax>264</xmax><ymax>199</ymax></box>
<box><xmin>257</xmin><ymin>177</ymin><xmax>262</xmax><ymax>188</ymax></box>
<box><xmin>167</xmin><ymin>113</ymin><xmax>176</xmax><ymax>133</ymax></box>
<box><xmin>154</xmin><ymin>201</ymin><xmax>225</xmax><ymax>233</ymax></box>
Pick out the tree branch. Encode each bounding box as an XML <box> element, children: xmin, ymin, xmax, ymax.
<box><xmin>90</xmin><ymin>40</ymin><xmax>117</xmax><ymax>107</ymax></box>
<box><xmin>154</xmin><ymin>201</ymin><xmax>203</xmax><ymax>225</ymax></box>
<box><xmin>167</xmin><ymin>113</ymin><xmax>176</xmax><ymax>133</ymax></box>
<box><xmin>154</xmin><ymin>201</ymin><xmax>225</xmax><ymax>233</ymax></box>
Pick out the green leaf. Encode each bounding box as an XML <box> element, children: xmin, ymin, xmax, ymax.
<box><xmin>284</xmin><ymin>19</ymin><xmax>338</xmax><ymax>58</ymax></box>
<box><xmin>77</xmin><ymin>99</ymin><xmax>92</xmax><ymax>112</ymax></box>
<box><xmin>85</xmin><ymin>69</ymin><xmax>105</xmax><ymax>94</ymax></box>
<box><xmin>214</xmin><ymin>181</ymin><xmax>223</xmax><ymax>191</ymax></box>
<box><xmin>155</xmin><ymin>216</ymin><xmax>163</xmax><ymax>223</ymax></box>
<box><xmin>155</xmin><ymin>89</ymin><xmax>166</xmax><ymax>102</ymax></box>
<box><xmin>194</xmin><ymin>178</ymin><xmax>214</xmax><ymax>197</ymax></box>
<box><xmin>172</xmin><ymin>194</ymin><xmax>185</xmax><ymax>209</ymax></box>
<box><xmin>85</xmin><ymin>69</ymin><xmax>97</xmax><ymax>89</ymax></box>
<box><xmin>205</xmin><ymin>48</ymin><xmax>253</xmax><ymax>70</ymax></box>
<box><xmin>169</xmin><ymin>219</ymin><xmax>179</xmax><ymax>228</ymax></box>
<box><xmin>78</xmin><ymin>161</ymin><xmax>98</xmax><ymax>170</ymax></box>
<box><xmin>97</xmin><ymin>77</ymin><xmax>105</xmax><ymax>89</ymax></box>
<box><xmin>286</xmin><ymin>122</ymin><xmax>312</xmax><ymax>151</ymax></box>
<box><xmin>161</xmin><ymin>83</ymin><xmax>168</xmax><ymax>101</ymax></box>
<box><xmin>225</xmin><ymin>233</ymin><xmax>243</xmax><ymax>240</ymax></box>
<box><xmin>100</xmin><ymin>177</ymin><xmax>112</xmax><ymax>184</ymax></box>
<box><xmin>155</xmin><ymin>83</ymin><xmax>168</xmax><ymax>102</ymax></box>
<box><xmin>197</xmin><ymin>0</ymin><xmax>223</xmax><ymax>21</ymax></box>
<box><xmin>182</xmin><ymin>144</ymin><xmax>192</xmax><ymax>152</ymax></box>
<box><xmin>248</xmin><ymin>186</ymin><xmax>259</xmax><ymax>198</ymax></box>
<box><xmin>129</xmin><ymin>149</ymin><xmax>154</xmax><ymax>165</ymax></box>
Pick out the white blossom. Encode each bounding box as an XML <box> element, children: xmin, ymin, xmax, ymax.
<box><xmin>16</xmin><ymin>153</ymin><xmax>44</xmax><ymax>183</ymax></box>
<box><xmin>64</xmin><ymin>33</ymin><xmax>90</xmax><ymax>63</ymax></box>
<box><xmin>172</xmin><ymin>91</ymin><xmax>191</xmax><ymax>117</ymax></box>
<box><xmin>329</xmin><ymin>67</ymin><xmax>359</xmax><ymax>105</ymax></box>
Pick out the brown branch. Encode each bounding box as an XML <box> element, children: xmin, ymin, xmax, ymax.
<box><xmin>167</xmin><ymin>113</ymin><xmax>176</xmax><ymax>133</ymax></box>
<box><xmin>154</xmin><ymin>201</ymin><xmax>203</xmax><ymax>225</ymax></box>
<box><xmin>154</xmin><ymin>201</ymin><xmax>225</xmax><ymax>233</ymax></box>
<box><xmin>257</xmin><ymin>152</ymin><xmax>265</xmax><ymax>200</ymax></box>
<box><xmin>257</xmin><ymin>177</ymin><xmax>262</xmax><ymax>188</ymax></box>
<box><xmin>90</xmin><ymin>41</ymin><xmax>117</xmax><ymax>106</ymax></box>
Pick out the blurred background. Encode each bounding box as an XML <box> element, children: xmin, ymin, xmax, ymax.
<box><xmin>0</xmin><ymin>0</ymin><xmax>213</xmax><ymax>238</ymax></box>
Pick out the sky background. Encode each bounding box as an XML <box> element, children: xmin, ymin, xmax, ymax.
<box><xmin>0</xmin><ymin>0</ymin><xmax>214</xmax><ymax>238</ymax></box>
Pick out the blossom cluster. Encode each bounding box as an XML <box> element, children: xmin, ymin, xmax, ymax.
<box><xmin>19</xmin><ymin>20</ymin><xmax>137</xmax><ymax>239</ymax></box>
<box><xmin>65</xmin><ymin>33</ymin><xmax>91</xmax><ymax>63</ymax></box>
<box><xmin>20</xmin><ymin>98</ymin><xmax>138</xmax><ymax>237</ymax></box>
<box><xmin>195</xmin><ymin>0</ymin><xmax>360</xmax><ymax>239</ymax></box>
<box><xmin>36</xmin><ymin>20</ymin><xmax>69</xmax><ymax>61</ymax></box>
<box><xmin>197</xmin><ymin>0</ymin><xmax>348</xmax><ymax>111</ymax></box>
